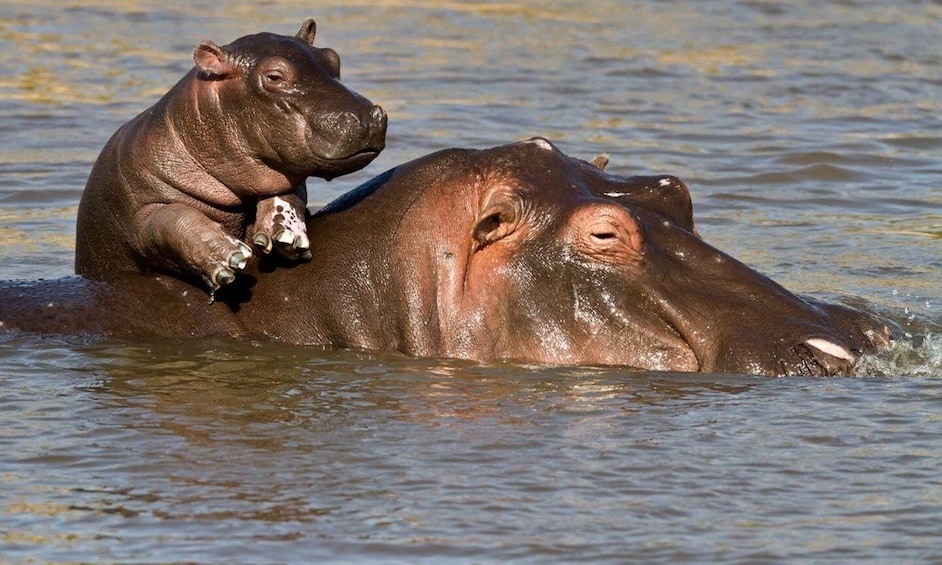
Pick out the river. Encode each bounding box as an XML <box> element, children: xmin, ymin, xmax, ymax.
<box><xmin>1</xmin><ymin>1</ymin><xmax>940</xmax><ymax>562</ymax></box>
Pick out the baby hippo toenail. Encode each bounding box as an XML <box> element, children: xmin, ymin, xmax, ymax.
<box><xmin>274</xmin><ymin>229</ymin><xmax>295</xmax><ymax>245</ymax></box>
<box><xmin>215</xmin><ymin>267</ymin><xmax>236</xmax><ymax>287</ymax></box>
<box><xmin>253</xmin><ymin>233</ymin><xmax>272</xmax><ymax>252</ymax></box>
<box><xmin>229</xmin><ymin>251</ymin><xmax>249</xmax><ymax>270</ymax></box>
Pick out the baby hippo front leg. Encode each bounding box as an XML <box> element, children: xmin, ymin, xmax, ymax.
<box><xmin>135</xmin><ymin>203</ymin><xmax>253</xmax><ymax>291</ymax></box>
<box><xmin>251</xmin><ymin>186</ymin><xmax>312</xmax><ymax>261</ymax></box>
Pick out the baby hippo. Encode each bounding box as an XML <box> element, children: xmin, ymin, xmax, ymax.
<box><xmin>75</xmin><ymin>19</ymin><xmax>387</xmax><ymax>292</ymax></box>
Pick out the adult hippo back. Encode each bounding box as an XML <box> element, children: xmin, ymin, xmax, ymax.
<box><xmin>0</xmin><ymin>139</ymin><xmax>891</xmax><ymax>376</ymax></box>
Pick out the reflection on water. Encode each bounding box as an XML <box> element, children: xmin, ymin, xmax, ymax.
<box><xmin>1</xmin><ymin>0</ymin><xmax>941</xmax><ymax>562</ymax></box>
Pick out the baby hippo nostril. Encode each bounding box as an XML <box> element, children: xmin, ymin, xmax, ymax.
<box><xmin>370</xmin><ymin>105</ymin><xmax>387</xmax><ymax>125</ymax></box>
<box><xmin>338</xmin><ymin>111</ymin><xmax>361</xmax><ymax>130</ymax></box>
<box><xmin>338</xmin><ymin>106</ymin><xmax>386</xmax><ymax>136</ymax></box>
<box><xmin>366</xmin><ymin>106</ymin><xmax>388</xmax><ymax>148</ymax></box>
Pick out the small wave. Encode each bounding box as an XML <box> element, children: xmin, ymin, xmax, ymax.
<box><xmin>880</xmin><ymin>136</ymin><xmax>942</xmax><ymax>151</ymax></box>
<box><xmin>856</xmin><ymin>334</ymin><xmax>942</xmax><ymax>378</ymax></box>
<box><xmin>734</xmin><ymin>163</ymin><xmax>865</xmax><ymax>185</ymax></box>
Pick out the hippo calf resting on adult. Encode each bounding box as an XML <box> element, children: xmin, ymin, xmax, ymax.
<box><xmin>1</xmin><ymin>139</ymin><xmax>891</xmax><ymax>376</ymax></box>
<box><xmin>75</xmin><ymin>19</ymin><xmax>387</xmax><ymax>292</ymax></box>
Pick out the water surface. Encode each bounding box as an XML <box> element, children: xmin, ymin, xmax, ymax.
<box><xmin>1</xmin><ymin>1</ymin><xmax>940</xmax><ymax>562</ymax></box>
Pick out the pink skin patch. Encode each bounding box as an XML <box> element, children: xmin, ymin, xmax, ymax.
<box><xmin>272</xmin><ymin>196</ymin><xmax>309</xmax><ymax>248</ymax></box>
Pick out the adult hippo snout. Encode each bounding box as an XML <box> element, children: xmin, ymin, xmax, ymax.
<box><xmin>511</xmin><ymin>140</ymin><xmax>891</xmax><ymax>375</ymax></box>
<box><xmin>613</xmin><ymin>197</ymin><xmax>891</xmax><ymax>375</ymax></box>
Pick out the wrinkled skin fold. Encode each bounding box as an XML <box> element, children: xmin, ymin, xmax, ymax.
<box><xmin>1</xmin><ymin>139</ymin><xmax>891</xmax><ymax>376</ymax></box>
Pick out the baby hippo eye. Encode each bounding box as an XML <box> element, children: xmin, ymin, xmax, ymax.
<box><xmin>258</xmin><ymin>57</ymin><xmax>296</xmax><ymax>92</ymax></box>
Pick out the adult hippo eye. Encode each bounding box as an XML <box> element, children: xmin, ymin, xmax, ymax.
<box><xmin>587</xmin><ymin>223</ymin><xmax>623</xmax><ymax>249</ymax></box>
<box><xmin>569</xmin><ymin>203</ymin><xmax>645</xmax><ymax>266</ymax></box>
<box><xmin>589</xmin><ymin>229</ymin><xmax>617</xmax><ymax>242</ymax></box>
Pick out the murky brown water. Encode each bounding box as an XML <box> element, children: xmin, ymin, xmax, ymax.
<box><xmin>1</xmin><ymin>0</ymin><xmax>941</xmax><ymax>562</ymax></box>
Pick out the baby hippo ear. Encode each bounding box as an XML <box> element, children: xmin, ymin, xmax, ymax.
<box><xmin>296</xmin><ymin>18</ymin><xmax>317</xmax><ymax>46</ymax></box>
<box><xmin>590</xmin><ymin>154</ymin><xmax>610</xmax><ymax>171</ymax></box>
<box><xmin>193</xmin><ymin>41</ymin><xmax>234</xmax><ymax>78</ymax></box>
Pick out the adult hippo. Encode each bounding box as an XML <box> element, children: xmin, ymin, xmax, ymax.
<box><xmin>0</xmin><ymin>139</ymin><xmax>891</xmax><ymax>376</ymax></box>
<box><xmin>75</xmin><ymin>19</ymin><xmax>387</xmax><ymax>292</ymax></box>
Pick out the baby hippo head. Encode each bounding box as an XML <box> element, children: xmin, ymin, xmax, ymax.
<box><xmin>193</xmin><ymin>18</ymin><xmax>387</xmax><ymax>182</ymax></box>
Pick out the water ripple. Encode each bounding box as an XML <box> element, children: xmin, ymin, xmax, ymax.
<box><xmin>1</xmin><ymin>1</ymin><xmax>941</xmax><ymax>562</ymax></box>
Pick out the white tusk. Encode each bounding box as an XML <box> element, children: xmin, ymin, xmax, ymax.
<box><xmin>805</xmin><ymin>338</ymin><xmax>855</xmax><ymax>362</ymax></box>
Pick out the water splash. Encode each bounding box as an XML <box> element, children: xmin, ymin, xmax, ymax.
<box><xmin>856</xmin><ymin>333</ymin><xmax>942</xmax><ymax>377</ymax></box>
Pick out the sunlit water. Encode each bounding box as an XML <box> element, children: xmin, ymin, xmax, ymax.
<box><xmin>1</xmin><ymin>0</ymin><xmax>940</xmax><ymax>562</ymax></box>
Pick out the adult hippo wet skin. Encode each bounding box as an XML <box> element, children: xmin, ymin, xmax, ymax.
<box><xmin>1</xmin><ymin>139</ymin><xmax>891</xmax><ymax>376</ymax></box>
<box><xmin>74</xmin><ymin>18</ymin><xmax>387</xmax><ymax>291</ymax></box>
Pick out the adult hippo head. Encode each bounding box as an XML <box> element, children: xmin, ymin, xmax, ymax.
<box><xmin>1</xmin><ymin>139</ymin><xmax>891</xmax><ymax>376</ymax></box>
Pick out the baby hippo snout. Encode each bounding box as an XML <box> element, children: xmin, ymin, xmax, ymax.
<box><xmin>322</xmin><ymin>104</ymin><xmax>387</xmax><ymax>158</ymax></box>
<box><xmin>337</xmin><ymin>105</ymin><xmax>386</xmax><ymax>135</ymax></box>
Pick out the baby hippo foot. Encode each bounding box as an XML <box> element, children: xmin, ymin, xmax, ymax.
<box><xmin>197</xmin><ymin>233</ymin><xmax>253</xmax><ymax>305</ymax></box>
<box><xmin>206</xmin><ymin>235</ymin><xmax>253</xmax><ymax>290</ymax></box>
<box><xmin>252</xmin><ymin>194</ymin><xmax>312</xmax><ymax>261</ymax></box>
<box><xmin>136</xmin><ymin>202</ymin><xmax>254</xmax><ymax>299</ymax></box>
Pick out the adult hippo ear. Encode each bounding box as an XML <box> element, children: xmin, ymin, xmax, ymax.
<box><xmin>473</xmin><ymin>197</ymin><xmax>521</xmax><ymax>250</ymax></box>
<box><xmin>193</xmin><ymin>41</ymin><xmax>238</xmax><ymax>79</ymax></box>
<box><xmin>589</xmin><ymin>154</ymin><xmax>610</xmax><ymax>171</ymax></box>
